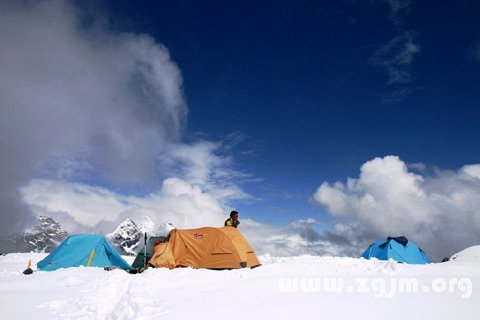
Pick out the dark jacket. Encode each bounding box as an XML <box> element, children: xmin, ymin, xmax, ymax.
<box><xmin>224</xmin><ymin>218</ymin><xmax>240</xmax><ymax>228</ymax></box>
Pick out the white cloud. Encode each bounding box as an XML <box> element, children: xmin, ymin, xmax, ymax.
<box><xmin>240</xmin><ymin>218</ymin><xmax>358</xmax><ymax>257</ymax></box>
<box><xmin>312</xmin><ymin>156</ymin><xmax>480</xmax><ymax>260</ymax></box>
<box><xmin>21</xmin><ymin>133</ymin><xmax>348</xmax><ymax>258</ymax></box>
<box><xmin>22</xmin><ymin>177</ymin><xmax>226</xmax><ymax>234</ymax></box>
<box><xmin>22</xmin><ymin>176</ymin><xmax>344</xmax><ymax>258</ymax></box>
<box><xmin>462</xmin><ymin>164</ymin><xmax>480</xmax><ymax>179</ymax></box>
<box><xmin>21</xmin><ymin>139</ymin><xmax>256</xmax><ymax>234</ymax></box>
<box><xmin>0</xmin><ymin>0</ymin><xmax>186</xmax><ymax>232</ymax></box>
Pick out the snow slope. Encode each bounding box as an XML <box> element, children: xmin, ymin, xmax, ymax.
<box><xmin>1</xmin><ymin>249</ymin><xmax>479</xmax><ymax>320</ymax></box>
<box><xmin>450</xmin><ymin>245</ymin><xmax>480</xmax><ymax>262</ymax></box>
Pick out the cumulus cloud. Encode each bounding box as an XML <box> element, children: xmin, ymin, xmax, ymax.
<box><xmin>0</xmin><ymin>0</ymin><xmax>186</xmax><ymax>233</ymax></box>
<box><xmin>240</xmin><ymin>218</ymin><xmax>358</xmax><ymax>257</ymax></box>
<box><xmin>312</xmin><ymin>156</ymin><xmax>480</xmax><ymax>260</ymax></box>
<box><xmin>21</xmin><ymin>141</ymin><xmax>254</xmax><ymax>234</ymax></box>
<box><xmin>22</xmin><ymin>177</ymin><xmax>226</xmax><ymax>234</ymax></box>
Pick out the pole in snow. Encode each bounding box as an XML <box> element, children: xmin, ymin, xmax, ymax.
<box><xmin>144</xmin><ymin>232</ymin><xmax>147</xmax><ymax>268</ymax></box>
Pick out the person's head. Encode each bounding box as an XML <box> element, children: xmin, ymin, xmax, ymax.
<box><xmin>230</xmin><ymin>210</ymin><xmax>239</xmax><ymax>221</ymax></box>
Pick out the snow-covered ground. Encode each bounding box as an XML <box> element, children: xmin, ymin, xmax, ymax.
<box><xmin>1</xmin><ymin>248</ymin><xmax>479</xmax><ymax>320</ymax></box>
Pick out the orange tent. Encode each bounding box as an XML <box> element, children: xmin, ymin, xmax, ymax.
<box><xmin>148</xmin><ymin>227</ymin><xmax>260</xmax><ymax>269</ymax></box>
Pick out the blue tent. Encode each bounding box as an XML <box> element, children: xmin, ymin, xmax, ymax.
<box><xmin>38</xmin><ymin>234</ymin><xmax>131</xmax><ymax>271</ymax></box>
<box><xmin>362</xmin><ymin>236</ymin><xmax>430</xmax><ymax>264</ymax></box>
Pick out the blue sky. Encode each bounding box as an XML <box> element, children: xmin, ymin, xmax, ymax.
<box><xmin>2</xmin><ymin>0</ymin><xmax>480</xmax><ymax>259</ymax></box>
<box><xmin>103</xmin><ymin>0</ymin><xmax>480</xmax><ymax>222</ymax></box>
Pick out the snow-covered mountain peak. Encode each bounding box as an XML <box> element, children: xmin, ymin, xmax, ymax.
<box><xmin>107</xmin><ymin>216</ymin><xmax>158</xmax><ymax>255</ymax></box>
<box><xmin>23</xmin><ymin>216</ymin><xmax>68</xmax><ymax>253</ymax></box>
<box><xmin>138</xmin><ymin>215</ymin><xmax>156</xmax><ymax>234</ymax></box>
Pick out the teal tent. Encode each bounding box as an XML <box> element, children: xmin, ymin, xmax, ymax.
<box><xmin>362</xmin><ymin>236</ymin><xmax>430</xmax><ymax>264</ymax></box>
<box><xmin>37</xmin><ymin>234</ymin><xmax>131</xmax><ymax>271</ymax></box>
<box><xmin>131</xmin><ymin>236</ymin><xmax>166</xmax><ymax>269</ymax></box>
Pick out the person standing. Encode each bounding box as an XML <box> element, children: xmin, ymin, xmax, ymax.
<box><xmin>224</xmin><ymin>210</ymin><xmax>240</xmax><ymax>228</ymax></box>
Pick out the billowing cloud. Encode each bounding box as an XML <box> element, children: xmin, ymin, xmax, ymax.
<box><xmin>21</xmin><ymin>141</ymin><xmax>254</xmax><ymax>234</ymax></box>
<box><xmin>239</xmin><ymin>218</ymin><xmax>358</xmax><ymax>257</ymax></box>
<box><xmin>22</xmin><ymin>177</ymin><xmax>227</xmax><ymax>234</ymax></box>
<box><xmin>312</xmin><ymin>156</ymin><xmax>480</xmax><ymax>260</ymax></box>
<box><xmin>0</xmin><ymin>0</ymin><xmax>186</xmax><ymax>233</ymax></box>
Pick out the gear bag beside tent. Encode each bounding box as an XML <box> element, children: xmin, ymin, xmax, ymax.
<box><xmin>148</xmin><ymin>227</ymin><xmax>260</xmax><ymax>269</ymax></box>
<box><xmin>37</xmin><ymin>234</ymin><xmax>131</xmax><ymax>271</ymax></box>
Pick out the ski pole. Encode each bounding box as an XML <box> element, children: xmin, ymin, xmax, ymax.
<box><xmin>144</xmin><ymin>232</ymin><xmax>147</xmax><ymax>268</ymax></box>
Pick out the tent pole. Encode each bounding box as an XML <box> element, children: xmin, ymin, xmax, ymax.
<box><xmin>87</xmin><ymin>249</ymin><xmax>96</xmax><ymax>267</ymax></box>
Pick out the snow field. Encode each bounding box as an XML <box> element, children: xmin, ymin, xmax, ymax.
<box><xmin>1</xmin><ymin>249</ymin><xmax>479</xmax><ymax>320</ymax></box>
